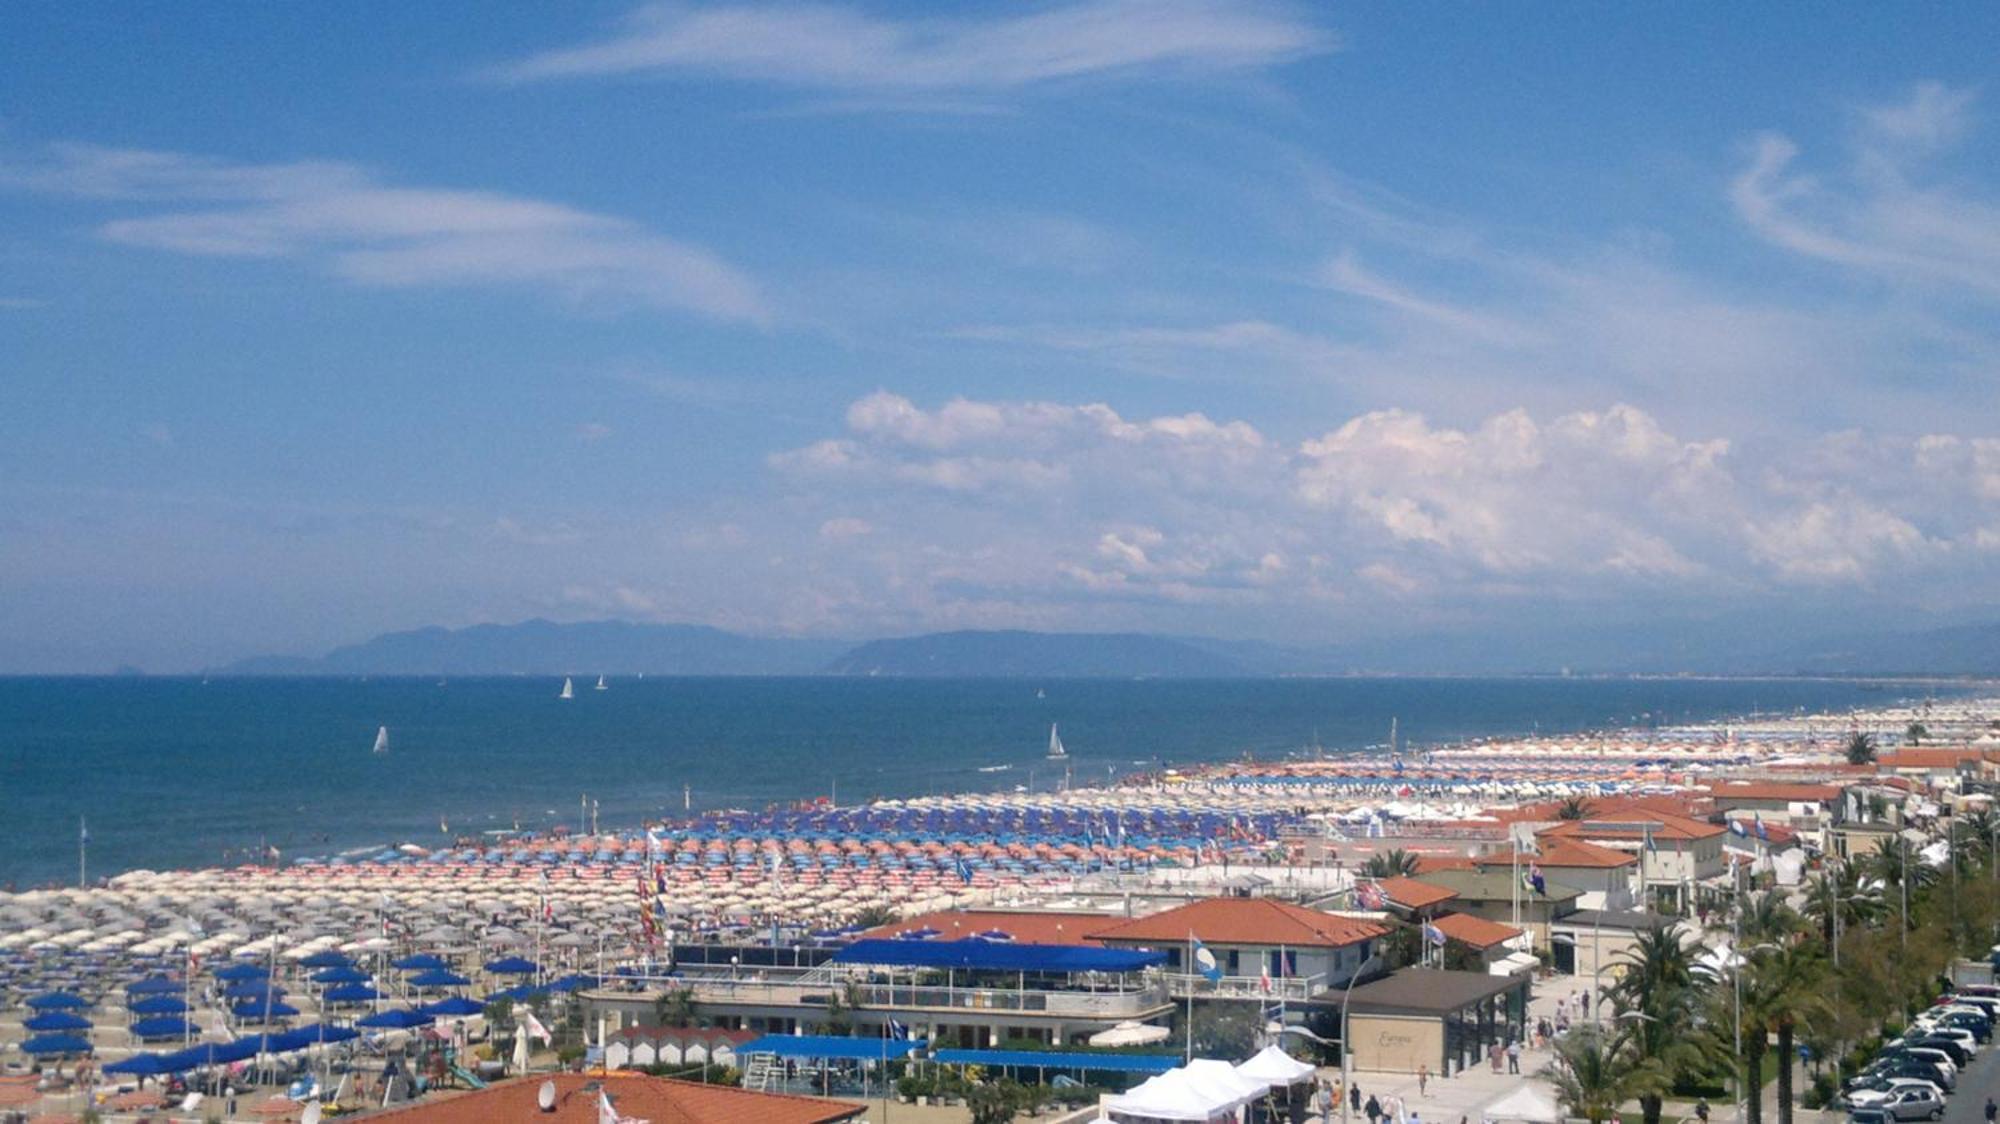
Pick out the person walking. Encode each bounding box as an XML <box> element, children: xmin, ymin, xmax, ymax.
<box><xmin>1695</xmin><ymin>1098</ymin><xmax>1710</xmax><ymax>1124</ymax></box>
<box><xmin>1506</xmin><ymin>1038</ymin><xmax>1521</xmax><ymax>1074</ymax></box>
<box><xmin>1417</xmin><ymin>1064</ymin><xmax>1429</xmax><ymax>1097</ymax></box>
<box><xmin>1317</xmin><ymin>1080</ymin><xmax>1335</xmax><ymax>1124</ymax></box>
<box><xmin>1351</xmin><ymin>1083</ymin><xmax>1363</xmax><ymax>1115</ymax></box>
<box><xmin>1984</xmin><ymin>1096</ymin><xmax>1995</xmax><ymax>1124</ymax></box>
<box><xmin>1365</xmin><ymin>1093</ymin><xmax>1383</xmax><ymax>1124</ymax></box>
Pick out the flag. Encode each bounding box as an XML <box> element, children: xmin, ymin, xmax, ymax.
<box><xmin>598</xmin><ymin>1091</ymin><xmax>644</xmax><ymax>1124</ymax></box>
<box><xmin>1191</xmin><ymin>937</ymin><xmax>1223</xmax><ymax>983</ymax></box>
<box><xmin>1260</xmin><ymin>963</ymin><xmax>1272</xmax><ymax>993</ymax></box>
<box><xmin>1423</xmin><ymin>921</ymin><xmax>1447</xmax><ymax>947</ymax></box>
<box><xmin>1527</xmin><ymin>863</ymin><xmax>1546</xmax><ymax>895</ymax></box>
<box><xmin>888</xmin><ymin>1019</ymin><xmax>909</xmax><ymax>1040</ymax></box>
<box><xmin>522</xmin><ymin>1010</ymin><xmax>552</xmax><ymax>1044</ymax></box>
<box><xmin>1754</xmin><ymin>816</ymin><xmax>1769</xmax><ymax>841</ymax></box>
<box><xmin>954</xmin><ymin>857</ymin><xmax>975</xmax><ymax>885</ymax></box>
<box><xmin>1356</xmin><ymin>881</ymin><xmax>1385</xmax><ymax>911</ymax></box>
<box><xmin>1729</xmin><ymin>819</ymin><xmax>1748</xmax><ymax>837</ymax></box>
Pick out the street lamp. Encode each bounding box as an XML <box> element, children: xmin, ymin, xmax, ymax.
<box><xmin>1334</xmin><ymin>953</ymin><xmax>1381</xmax><ymax>1124</ymax></box>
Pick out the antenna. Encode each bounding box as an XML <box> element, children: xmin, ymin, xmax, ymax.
<box><xmin>538</xmin><ymin>1079</ymin><xmax>557</xmax><ymax>1111</ymax></box>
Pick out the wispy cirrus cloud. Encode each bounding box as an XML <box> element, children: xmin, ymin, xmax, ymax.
<box><xmin>494</xmin><ymin>0</ymin><xmax>1331</xmax><ymax>93</ymax></box>
<box><xmin>0</xmin><ymin>141</ymin><xmax>768</xmax><ymax>323</ymax></box>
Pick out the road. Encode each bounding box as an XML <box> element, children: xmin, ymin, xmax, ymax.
<box><xmin>1936</xmin><ymin>1043</ymin><xmax>2000</xmax><ymax>1124</ymax></box>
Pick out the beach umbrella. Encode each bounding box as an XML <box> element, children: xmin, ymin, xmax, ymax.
<box><xmin>215</xmin><ymin>963</ymin><xmax>268</xmax><ymax>982</ymax></box>
<box><xmin>356</xmin><ymin>1008</ymin><xmax>431</xmax><ymax>1030</ymax></box>
<box><xmin>391</xmin><ymin>953</ymin><xmax>450</xmax><ymax>971</ymax></box>
<box><xmin>126</xmin><ymin>976</ymin><xmax>181</xmax><ymax>996</ymax></box>
<box><xmin>407</xmin><ymin>968</ymin><xmax>470</xmax><ymax>988</ymax></box>
<box><xmin>104</xmin><ymin>1052</ymin><xmax>176</xmax><ymax>1076</ymax></box>
<box><xmin>275</xmin><ymin>1024</ymin><xmax>359</xmax><ymax>1049</ymax></box>
<box><xmin>546</xmin><ymin>973</ymin><xmax>598</xmax><ymax>992</ymax></box>
<box><xmin>419</xmin><ymin>996</ymin><xmax>484</xmax><ymax>1017</ymax></box>
<box><xmin>299</xmin><ymin>951</ymin><xmax>351</xmax><ymax>969</ymax></box>
<box><xmin>233</xmin><ymin>999</ymin><xmax>300</xmax><ymax>1021</ymax></box>
<box><xmin>129</xmin><ymin>995</ymin><xmax>189</xmax><ymax>1015</ymax></box>
<box><xmin>24</xmin><ymin>1011</ymin><xmax>92</xmax><ymax>1032</ymax></box>
<box><xmin>310</xmin><ymin>966</ymin><xmax>370</xmax><ymax>985</ymax></box>
<box><xmin>483</xmin><ymin>956</ymin><xmax>537</xmax><ymax>974</ymax></box>
<box><xmin>130</xmin><ymin>1016</ymin><xmax>197</xmax><ymax>1040</ymax></box>
<box><xmin>25</xmin><ymin>990</ymin><xmax>89</xmax><ymax>1009</ymax></box>
<box><xmin>321</xmin><ymin>983</ymin><xmax>381</xmax><ymax>1003</ymax></box>
<box><xmin>20</xmin><ymin>1033</ymin><xmax>93</xmax><ymax>1056</ymax></box>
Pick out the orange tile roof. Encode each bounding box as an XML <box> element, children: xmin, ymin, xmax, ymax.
<box><xmin>1539</xmin><ymin>809</ymin><xmax>1724</xmax><ymax>843</ymax></box>
<box><xmin>1474</xmin><ymin>838</ymin><xmax>1636</xmax><ymax>870</ymax></box>
<box><xmin>354</xmin><ymin>1074</ymin><xmax>864</xmax><ymax>1124</ymax></box>
<box><xmin>1091</xmin><ymin>897</ymin><xmax>1388</xmax><ymax>949</ymax></box>
<box><xmin>1431</xmin><ymin>912</ymin><xmax>1523</xmax><ymax>951</ymax></box>
<box><xmin>1374</xmin><ymin>876</ymin><xmax>1459</xmax><ymax>909</ymax></box>
<box><xmin>857</xmin><ymin>910</ymin><xmax>1116</xmax><ymax>945</ymax></box>
<box><xmin>1412</xmin><ymin>855</ymin><xmax>1478</xmax><ymax>874</ymax></box>
<box><xmin>1704</xmin><ymin>782</ymin><xmax>1841</xmax><ymax>802</ymax></box>
<box><xmin>1879</xmin><ymin>749</ymin><xmax>1984</xmax><ymax>769</ymax></box>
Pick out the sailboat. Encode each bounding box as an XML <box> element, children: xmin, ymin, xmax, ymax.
<box><xmin>558</xmin><ymin>677</ymin><xmax>575</xmax><ymax>700</ymax></box>
<box><xmin>594</xmin><ymin>675</ymin><xmax>608</xmax><ymax>692</ymax></box>
<box><xmin>371</xmin><ymin>726</ymin><xmax>389</xmax><ymax>755</ymax></box>
<box><xmin>1046</xmin><ymin>723</ymin><xmax>1068</xmax><ymax>761</ymax></box>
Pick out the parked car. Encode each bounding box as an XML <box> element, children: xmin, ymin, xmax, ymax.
<box><xmin>1847</xmin><ymin>1078</ymin><xmax>1947</xmax><ymax>1110</ymax></box>
<box><xmin>1875</xmin><ymin>1085</ymin><xmax>1945</xmax><ymax>1121</ymax></box>
<box><xmin>1899</xmin><ymin>1035</ymin><xmax>1971</xmax><ymax>1066</ymax></box>
<box><xmin>1859</xmin><ymin>1057</ymin><xmax>1955</xmax><ymax>1092</ymax></box>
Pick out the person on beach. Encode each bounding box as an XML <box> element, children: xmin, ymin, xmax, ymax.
<box><xmin>1506</xmin><ymin>1038</ymin><xmax>1521</xmax><ymax>1074</ymax></box>
<box><xmin>1417</xmin><ymin>1064</ymin><xmax>1429</xmax><ymax>1096</ymax></box>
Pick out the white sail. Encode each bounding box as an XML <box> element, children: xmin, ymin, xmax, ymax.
<box><xmin>559</xmin><ymin>677</ymin><xmax>575</xmax><ymax>700</ymax></box>
<box><xmin>372</xmin><ymin>726</ymin><xmax>389</xmax><ymax>755</ymax></box>
<box><xmin>1047</xmin><ymin>723</ymin><xmax>1067</xmax><ymax>760</ymax></box>
<box><xmin>595</xmin><ymin>675</ymin><xmax>607</xmax><ymax>691</ymax></box>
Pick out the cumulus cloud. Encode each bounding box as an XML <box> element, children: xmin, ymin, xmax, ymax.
<box><xmin>761</xmin><ymin>391</ymin><xmax>2000</xmax><ymax>632</ymax></box>
<box><xmin>0</xmin><ymin>141</ymin><xmax>766</xmax><ymax>322</ymax></box>
<box><xmin>497</xmin><ymin>0</ymin><xmax>1332</xmax><ymax>93</ymax></box>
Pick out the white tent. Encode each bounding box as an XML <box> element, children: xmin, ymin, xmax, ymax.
<box><xmin>1104</xmin><ymin>1061</ymin><xmax>1269</xmax><ymax>1123</ymax></box>
<box><xmin>1234</xmin><ymin>1045</ymin><xmax>1315</xmax><ymax>1086</ymax></box>
<box><xmin>1090</xmin><ymin>1020</ymin><xmax>1173</xmax><ymax>1048</ymax></box>
<box><xmin>1482</xmin><ymin>1082</ymin><xmax>1561</xmax><ymax>1123</ymax></box>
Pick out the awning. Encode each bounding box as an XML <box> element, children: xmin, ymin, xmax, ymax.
<box><xmin>933</xmin><ymin>1048</ymin><xmax>1179</xmax><ymax>1074</ymax></box>
<box><xmin>833</xmin><ymin>938</ymin><xmax>1164</xmax><ymax>973</ymax></box>
<box><xmin>738</xmin><ymin>1034</ymin><xmax>926</xmax><ymax>1062</ymax></box>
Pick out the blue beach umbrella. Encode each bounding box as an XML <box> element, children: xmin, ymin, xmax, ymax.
<box><xmin>232</xmin><ymin>999</ymin><xmax>299</xmax><ymax>1021</ymax></box>
<box><xmin>321</xmin><ymin>983</ymin><xmax>382</xmax><ymax>1003</ymax></box>
<box><xmin>104</xmin><ymin>1052</ymin><xmax>175</xmax><ymax>1076</ymax></box>
<box><xmin>214</xmin><ymin>963</ymin><xmax>268</xmax><ymax>982</ymax></box>
<box><xmin>223</xmin><ymin>981</ymin><xmax>286</xmax><ymax>1001</ymax></box>
<box><xmin>356</xmin><ymin>1008</ymin><xmax>431</xmax><ymax>1030</ymax></box>
<box><xmin>419</xmin><ymin>996</ymin><xmax>484</xmax><ymax>1017</ymax></box>
<box><xmin>24</xmin><ymin>1011</ymin><xmax>92</xmax><ymax>1032</ymax></box>
<box><xmin>130</xmin><ymin>1016</ymin><xmax>196</xmax><ymax>1040</ymax></box>
<box><xmin>392</xmin><ymin>954</ymin><xmax>450</xmax><ymax>972</ymax></box>
<box><xmin>20</xmin><ymin>1033</ymin><xmax>93</xmax><ymax>1055</ymax></box>
<box><xmin>129</xmin><ymin>995</ymin><xmax>188</xmax><ymax>1016</ymax></box>
<box><xmin>25</xmin><ymin>991</ymin><xmax>89</xmax><ymax>1010</ymax></box>
<box><xmin>406</xmin><ymin>968</ymin><xmax>470</xmax><ymax>988</ymax></box>
<box><xmin>310</xmin><ymin>966</ymin><xmax>370</xmax><ymax>985</ymax></box>
<box><xmin>482</xmin><ymin>956</ymin><xmax>537</xmax><ymax>975</ymax></box>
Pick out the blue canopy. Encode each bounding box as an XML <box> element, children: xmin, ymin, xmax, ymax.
<box><xmin>483</xmin><ymin>956</ymin><xmax>538</xmax><ymax>974</ymax></box>
<box><xmin>419</xmin><ymin>996</ymin><xmax>486</xmax><ymax>1017</ymax></box>
<box><xmin>738</xmin><ymin>1034</ymin><xmax>926</xmax><ymax>1062</ymax></box>
<box><xmin>161</xmin><ymin>1041</ymin><xmax>250</xmax><ymax>1071</ymax></box>
<box><xmin>126</xmin><ymin>976</ymin><xmax>181</xmax><ymax>996</ymax></box>
<box><xmin>25</xmin><ymin>991</ymin><xmax>89</xmax><ymax>1010</ymax></box>
<box><xmin>833</xmin><ymin>938</ymin><xmax>1165</xmax><ymax>974</ymax></box>
<box><xmin>299</xmin><ymin>951</ymin><xmax>352</xmax><ymax>969</ymax></box>
<box><xmin>104</xmin><ymin>1053</ymin><xmax>176</xmax><ymax>1076</ymax></box>
<box><xmin>20</xmin><ymin>1033</ymin><xmax>93</xmax><ymax>1055</ymax></box>
<box><xmin>129</xmin><ymin>995</ymin><xmax>189</xmax><ymax>1016</ymax></box>
<box><xmin>273</xmin><ymin>1024</ymin><xmax>360</xmax><ymax>1049</ymax></box>
<box><xmin>407</xmin><ymin>968</ymin><xmax>471</xmax><ymax>988</ymax></box>
<box><xmin>932</xmin><ymin>1048</ymin><xmax>1181</xmax><ymax>1074</ymax></box>
<box><xmin>484</xmin><ymin>983</ymin><xmax>548</xmax><ymax>1002</ymax></box>
<box><xmin>233</xmin><ymin>999</ymin><xmax>299</xmax><ymax>1020</ymax></box>
<box><xmin>24</xmin><ymin>1011</ymin><xmax>92</xmax><ymax>1032</ymax></box>
<box><xmin>321</xmin><ymin>983</ymin><xmax>383</xmax><ymax>1003</ymax></box>
<box><xmin>130</xmin><ymin>1016</ymin><xmax>197</xmax><ymax>1039</ymax></box>
<box><xmin>546</xmin><ymin>973</ymin><xmax>598</xmax><ymax>992</ymax></box>
<box><xmin>357</xmin><ymin>1008</ymin><xmax>432</xmax><ymax>1029</ymax></box>
<box><xmin>214</xmin><ymin>963</ymin><xmax>269</xmax><ymax>982</ymax></box>
<box><xmin>311</xmin><ymin>966</ymin><xmax>370</xmax><ymax>985</ymax></box>
<box><xmin>393</xmin><ymin>953</ymin><xmax>451</xmax><ymax>971</ymax></box>
<box><xmin>224</xmin><ymin>982</ymin><xmax>286</xmax><ymax>1001</ymax></box>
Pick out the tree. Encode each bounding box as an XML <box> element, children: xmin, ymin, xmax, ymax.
<box><xmin>966</xmin><ymin>1079</ymin><xmax>1022</xmax><ymax>1124</ymax></box>
<box><xmin>1557</xmin><ymin>796</ymin><xmax>1592</xmax><ymax>821</ymax></box>
<box><xmin>1740</xmin><ymin>943</ymin><xmax>1830</xmax><ymax>1124</ymax></box>
<box><xmin>1904</xmin><ymin>722</ymin><xmax>1928</xmax><ymax>746</ymax></box>
<box><xmin>1844</xmin><ymin>732</ymin><xmax>1876</xmax><ymax>766</ymax></box>
<box><xmin>1800</xmin><ymin>863</ymin><xmax>1883</xmax><ymax>951</ymax></box>
<box><xmin>850</xmin><ymin>904</ymin><xmax>898</xmax><ymax>928</ymax></box>
<box><xmin>1738</xmin><ymin>892</ymin><xmax>1802</xmax><ymax>946</ymax></box>
<box><xmin>1550</xmin><ymin>1023</ymin><xmax>1642</xmax><ymax>1124</ymax></box>
<box><xmin>1360</xmin><ymin>849</ymin><xmax>1419</xmax><ymax>878</ymax></box>
<box><xmin>1188</xmin><ymin>1003</ymin><xmax>1262</xmax><ymax>1062</ymax></box>
<box><xmin>653</xmin><ymin>986</ymin><xmax>698</xmax><ymax>1028</ymax></box>
<box><xmin>1609</xmin><ymin>924</ymin><xmax>1704</xmax><ymax>1124</ymax></box>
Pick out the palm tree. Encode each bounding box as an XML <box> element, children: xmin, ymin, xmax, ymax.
<box><xmin>1741</xmin><ymin>943</ymin><xmax>1830</xmax><ymax>1124</ymax></box>
<box><xmin>1549</xmin><ymin>1023</ymin><xmax>1642</xmax><ymax>1124</ymax></box>
<box><xmin>1738</xmin><ymin>891</ymin><xmax>1802</xmax><ymax>945</ymax></box>
<box><xmin>1952</xmin><ymin>809</ymin><xmax>1997</xmax><ymax>873</ymax></box>
<box><xmin>1866</xmin><ymin>837</ymin><xmax>1935</xmax><ymax>894</ymax></box>
<box><xmin>1610</xmin><ymin>924</ymin><xmax>1704</xmax><ymax>1124</ymax></box>
<box><xmin>1361</xmin><ymin>849</ymin><xmax>1419</xmax><ymax>878</ymax></box>
<box><xmin>1557</xmin><ymin>795</ymin><xmax>1592</xmax><ymax>821</ymax></box>
<box><xmin>1904</xmin><ymin>722</ymin><xmax>1928</xmax><ymax>746</ymax></box>
<box><xmin>1845</xmin><ymin>732</ymin><xmax>1876</xmax><ymax>765</ymax></box>
<box><xmin>1800</xmin><ymin>863</ymin><xmax>1883</xmax><ymax>951</ymax></box>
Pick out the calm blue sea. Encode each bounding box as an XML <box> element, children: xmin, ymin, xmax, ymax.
<box><xmin>0</xmin><ymin>676</ymin><xmax>1936</xmax><ymax>886</ymax></box>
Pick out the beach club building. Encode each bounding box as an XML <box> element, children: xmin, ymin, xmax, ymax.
<box><xmin>1331</xmin><ymin>969</ymin><xmax>1531</xmax><ymax>1075</ymax></box>
<box><xmin>1470</xmin><ymin>839</ymin><xmax>1638</xmax><ymax>910</ymax></box>
<box><xmin>1088</xmin><ymin>896</ymin><xmax>1389</xmax><ymax>1004</ymax></box>
<box><xmin>1537</xmin><ymin>811</ymin><xmax>1726</xmax><ymax>914</ymax></box>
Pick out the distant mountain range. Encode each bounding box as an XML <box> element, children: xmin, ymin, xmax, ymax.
<box><xmin>217</xmin><ymin>616</ymin><xmax>2000</xmax><ymax>678</ymax></box>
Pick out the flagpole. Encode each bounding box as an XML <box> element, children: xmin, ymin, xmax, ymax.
<box><xmin>78</xmin><ymin>816</ymin><xmax>87</xmax><ymax>889</ymax></box>
<box><xmin>1185</xmin><ymin>931</ymin><xmax>1195</xmax><ymax>1064</ymax></box>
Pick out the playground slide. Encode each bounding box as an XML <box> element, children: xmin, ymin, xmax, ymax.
<box><xmin>448</xmin><ymin>1064</ymin><xmax>488</xmax><ymax>1090</ymax></box>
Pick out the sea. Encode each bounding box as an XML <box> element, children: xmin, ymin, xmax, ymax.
<box><xmin>0</xmin><ymin>675</ymin><xmax>1951</xmax><ymax>887</ymax></box>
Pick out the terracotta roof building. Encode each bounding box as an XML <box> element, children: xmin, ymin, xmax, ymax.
<box><xmin>1431</xmin><ymin>912</ymin><xmax>1523</xmax><ymax>951</ymax></box>
<box><xmin>857</xmin><ymin>910</ymin><xmax>1116</xmax><ymax>945</ymax></box>
<box><xmin>353</xmin><ymin>1074</ymin><xmax>864</xmax><ymax>1124</ymax></box>
<box><xmin>1372</xmin><ymin>876</ymin><xmax>1459</xmax><ymax>914</ymax></box>
<box><xmin>1092</xmin><ymin>897</ymin><xmax>1386</xmax><ymax>995</ymax></box>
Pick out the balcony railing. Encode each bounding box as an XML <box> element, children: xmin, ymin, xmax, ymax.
<box><xmin>1163</xmin><ymin>971</ymin><xmax>1326</xmax><ymax>1002</ymax></box>
<box><xmin>587</xmin><ymin>970</ymin><xmax>1170</xmax><ymax>1020</ymax></box>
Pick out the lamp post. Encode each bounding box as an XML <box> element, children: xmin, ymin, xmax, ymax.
<box><xmin>1334</xmin><ymin>953</ymin><xmax>1380</xmax><ymax>1124</ymax></box>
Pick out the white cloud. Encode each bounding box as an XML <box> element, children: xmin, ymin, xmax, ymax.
<box><xmin>0</xmin><ymin>142</ymin><xmax>766</xmax><ymax>322</ymax></box>
<box><xmin>498</xmin><ymin>0</ymin><xmax>1331</xmax><ymax>92</ymax></box>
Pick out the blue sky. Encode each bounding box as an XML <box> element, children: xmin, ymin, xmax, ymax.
<box><xmin>3</xmin><ymin>2</ymin><xmax>1999</xmax><ymax>671</ymax></box>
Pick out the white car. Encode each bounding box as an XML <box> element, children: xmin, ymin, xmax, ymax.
<box><xmin>1848</xmin><ymin>1079</ymin><xmax>1946</xmax><ymax>1109</ymax></box>
<box><xmin>1898</xmin><ymin>1047</ymin><xmax>1957</xmax><ymax>1080</ymax></box>
<box><xmin>1875</xmin><ymin>1085</ymin><xmax>1945</xmax><ymax>1121</ymax></box>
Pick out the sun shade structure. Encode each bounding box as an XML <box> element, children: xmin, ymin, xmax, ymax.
<box><xmin>130</xmin><ymin>1016</ymin><xmax>197</xmax><ymax>1039</ymax></box>
<box><xmin>406</xmin><ymin>968</ymin><xmax>470</xmax><ymax>988</ymax></box>
<box><xmin>420</xmin><ymin>996</ymin><xmax>486</xmax><ymax>1017</ymax></box>
<box><xmin>738</xmin><ymin>1034</ymin><xmax>927</xmax><ymax>1062</ymax></box>
<box><xmin>232</xmin><ymin>999</ymin><xmax>300</xmax><ymax>1020</ymax></box>
<box><xmin>20</xmin><ymin>1033</ymin><xmax>93</xmax><ymax>1055</ymax></box>
<box><xmin>215</xmin><ymin>963</ymin><xmax>269</xmax><ymax>982</ymax></box>
<box><xmin>24</xmin><ymin>991</ymin><xmax>89</xmax><ymax>1010</ymax></box>
<box><xmin>357</xmin><ymin>1008</ymin><xmax>433</xmax><ymax>1029</ymax></box>
<box><xmin>274</xmin><ymin>1024</ymin><xmax>360</xmax><ymax>1049</ymax></box>
<box><xmin>483</xmin><ymin>956</ymin><xmax>538</xmax><ymax>974</ymax></box>
<box><xmin>310</xmin><ymin>965</ymin><xmax>370</xmax><ymax>985</ymax></box>
<box><xmin>832</xmin><ymin>938</ymin><xmax>1164</xmax><ymax>973</ymax></box>
<box><xmin>392</xmin><ymin>953</ymin><xmax>451</xmax><ymax>971</ymax></box>
<box><xmin>129</xmin><ymin>995</ymin><xmax>188</xmax><ymax>1015</ymax></box>
<box><xmin>24</xmin><ymin>1011</ymin><xmax>92</xmax><ymax>1032</ymax></box>
<box><xmin>126</xmin><ymin>976</ymin><xmax>181</xmax><ymax>996</ymax></box>
<box><xmin>321</xmin><ymin>983</ymin><xmax>382</xmax><ymax>1003</ymax></box>
<box><xmin>932</xmin><ymin>1048</ymin><xmax>1179</xmax><ymax>1074</ymax></box>
<box><xmin>299</xmin><ymin>951</ymin><xmax>352</xmax><ymax>969</ymax></box>
<box><xmin>103</xmin><ymin>1053</ymin><xmax>176</xmax><ymax>1076</ymax></box>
